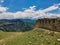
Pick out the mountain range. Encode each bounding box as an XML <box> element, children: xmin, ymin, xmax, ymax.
<box><xmin>0</xmin><ymin>19</ymin><xmax>36</xmax><ymax>32</ymax></box>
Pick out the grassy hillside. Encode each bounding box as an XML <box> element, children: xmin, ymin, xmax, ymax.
<box><xmin>0</xmin><ymin>32</ymin><xmax>16</xmax><ymax>39</ymax></box>
<box><xmin>0</xmin><ymin>28</ymin><xmax>60</xmax><ymax>45</ymax></box>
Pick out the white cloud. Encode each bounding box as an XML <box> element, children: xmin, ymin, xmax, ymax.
<box><xmin>42</xmin><ymin>4</ymin><xmax>59</xmax><ymax>12</ymax></box>
<box><xmin>42</xmin><ymin>6</ymin><xmax>58</xmax><ymax>12</ymax></box>
<box><xmin>0</xmin><ymin>12</ymin><xmax>14</xmax><ymax>19</ymax></box>
<box><xmin>0</xmin><ymin>0</ymin><xmax>4</xmax><ymax>3</ymax></box>
<box><xmin>0</xmin><ymin>3</ymin><xmax>60</xmax><ymax>19</ymax></box>
<box><xmin>32</xmin><ymin>3</ymin><xmax>60</xmax><ymax>19</ymax></box>
<box><xmin>0</xmin><ymin>6</ymin><xmax>8</xmax><ymax>12</ymax></box>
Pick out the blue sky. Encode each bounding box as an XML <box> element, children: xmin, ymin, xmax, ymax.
<box><xmin>1</xmin><ymin>0</ymin><xmax>60</xmax><ymax>12</ymax></box>
<box><xmin>0</xmin><ymin>0</ymin><xmax>60</xmax><ymax>19</ymax></box>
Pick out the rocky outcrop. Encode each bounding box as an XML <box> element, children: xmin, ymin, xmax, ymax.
<box><xmin>34</xmin><ymin>18</ymin><xmax>60</xmax><ymax>32</ymax></box>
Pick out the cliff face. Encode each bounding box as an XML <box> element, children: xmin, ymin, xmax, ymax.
<box><xmin>34</xmin><ymin>19</ymin><xmax>41</xmax><ymax>29</ymax></box>
<box><xmin>34</xmin><ymin>18</ymin><xmax>60</xmax><ymax>32</ymax></box>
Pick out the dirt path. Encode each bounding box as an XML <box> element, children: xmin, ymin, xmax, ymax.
<box><xmin>0</xmin><ymin>32</ymin><xmax>23</xmax><ymax>45</ymax></box>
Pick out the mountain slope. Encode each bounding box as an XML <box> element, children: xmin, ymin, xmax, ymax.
<box><xmin>4</xmin><ymin>28</ymin><xmax>60</xmax><ymax>45</ymax></box>
<box><xmin>0</xmin><ymin>19</ymin><xmax>34</xmax><ymax>32</ymax></box>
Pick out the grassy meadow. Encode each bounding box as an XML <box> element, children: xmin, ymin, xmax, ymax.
<box><xmin>0</xmin><ymin>28</ymin><xmax>60</xmax><ymax>45</ymax></box>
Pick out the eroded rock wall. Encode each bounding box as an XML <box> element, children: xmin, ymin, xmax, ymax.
<box><xmin>34</xmin><ymin>18</ymin><xmax>60</xmax><ymax>32</ymax></box>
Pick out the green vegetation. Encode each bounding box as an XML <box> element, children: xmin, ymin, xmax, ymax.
<box><xmin>0</xmin><ymin>19</ymin><xmax>34</xmax><ymax>32</ymax></box>
<box><xmin>0</xmin><ymin>32</ymin><xmax>16</xmax><ymax>39</ymax></box>
<box><xmin>0</xmin><ymin>28</ymin><xmax>60</xmax><ymax>45</ymax></box>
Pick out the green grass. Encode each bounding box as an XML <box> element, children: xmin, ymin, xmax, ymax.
<box><xmin>0</xmin><ymin>32</ymin><xmax>16</xmax><ymax>39</ymax></box>
<box><xmin>4</xmin><ymin>29</ymin><xmax>60</xmax><ymax>45</ymax></box>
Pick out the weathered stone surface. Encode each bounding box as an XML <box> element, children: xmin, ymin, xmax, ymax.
<box><xmin>34</xmin><ymin>18</ymin><xmax>60</xmax><ymax>32</ymax></box>
<box><xmin>57</xmin><ymin>39</ymin><xmax>60</xmax><ymax>42</ymax></box>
